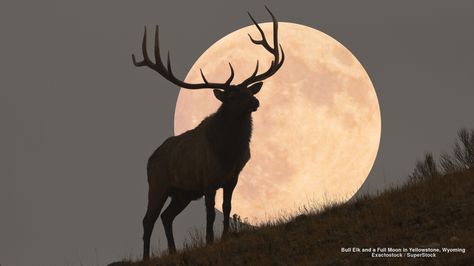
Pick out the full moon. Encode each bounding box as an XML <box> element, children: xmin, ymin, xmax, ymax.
<box><xmin>174</xmin><ymin>23</ymin><xmax>381</xmax><ymax>224</ymax></box>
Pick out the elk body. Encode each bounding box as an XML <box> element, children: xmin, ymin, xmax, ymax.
<box><xmin>132</xmin><ymin>7</ymin><xmax>284</xmax><ymax>260</ymax></box>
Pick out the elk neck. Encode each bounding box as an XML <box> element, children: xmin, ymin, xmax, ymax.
<box><xmin>206</xmin><ymin>105</ymin><xmax>253</xmax><ymax>166</ymax></box>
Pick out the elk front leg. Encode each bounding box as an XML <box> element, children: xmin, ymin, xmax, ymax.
<box><xmin>205</xmin><ymin>189</ymin><xmax>216</xmax><ymax>244</ymax></box>
<box><xmin>222</xmin><ymin>182</ymin><xmax>236</xmax><ymax>237</ymax></box>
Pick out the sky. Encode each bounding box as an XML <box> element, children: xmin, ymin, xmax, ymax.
<box><xmin>1</xmin><ymin>1</ymin><xmax>474</xmax><ymax>265</ymax></box>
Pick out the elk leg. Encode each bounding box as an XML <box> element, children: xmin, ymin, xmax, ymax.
<box><xmin>161</xmin><ymin>196</ymin><xmax>190</xmax><ymax>254</ymax></box>
<box><xmin>205</xmin><ymin>190</ymin><xmax>216</xmax><ymax>244</ymax></box>
<box><xmin>222</xmin><ymin>182</ymin><xmax>236</xmax><ymax>237</ymax></box>
<box><xmin>143</xmin><ymin>189</ymin><xmax>168</xmax><ymax>260</ymax></box>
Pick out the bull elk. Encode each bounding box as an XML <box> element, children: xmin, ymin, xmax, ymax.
<box><xmin>132</xmin><ymin>7</ymin><xmax>284</xmax><ymax>260</ymax></box>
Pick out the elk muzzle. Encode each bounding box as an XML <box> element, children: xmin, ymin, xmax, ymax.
<box><xmin>250</xmin><ymin>98</ymin><xmax>260</xmax><ymax>112</ymax></box>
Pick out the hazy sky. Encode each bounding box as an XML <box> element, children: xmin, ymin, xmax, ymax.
<box><xmin>1</xmin><ymin>1</ymin><xmax>474</xmax><ymax>265</ymax></box>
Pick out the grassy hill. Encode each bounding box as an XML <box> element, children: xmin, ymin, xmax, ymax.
<box><xmin>113</xmin><ymin>168</ymin><xmax>473</xmax><ymax>266</ymax></box>
<box><xmin>113</xmin><ymin>129</ymin><xmax>474</xmax><ymax>265</ymax></box>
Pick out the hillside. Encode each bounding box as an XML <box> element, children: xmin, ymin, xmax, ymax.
<box><xmin>112</xmin><ymin>167</ymin><xmax>473</xmax><ymax>266</ymax></box>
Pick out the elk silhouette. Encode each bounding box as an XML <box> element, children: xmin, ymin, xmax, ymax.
<box><xmin>132</xmin><ymin>7</ymin><xmax>284</xmax><ymax>260</ymax></box>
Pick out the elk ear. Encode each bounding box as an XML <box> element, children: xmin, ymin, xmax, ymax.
<box><xmin>213</xmin><ymin>89</ymin><xmax>225</xmax><ymax>102</ymax></box>
<box><xmin>249</xmin><ymin>82</ymin><xmax>263</xmax><ymax>95</ymax></box>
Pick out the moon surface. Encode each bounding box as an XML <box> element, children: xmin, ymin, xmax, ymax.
<box><xmin>174</xmin><ymin>22</ymin><xmax>381</xmax><ymax>224</ymax></box>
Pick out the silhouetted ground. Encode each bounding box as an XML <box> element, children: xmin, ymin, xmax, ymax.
<box><xmin>113</xmin><ymin>168</ymin><xmax>474</xmax><ymax>266</ymax></box>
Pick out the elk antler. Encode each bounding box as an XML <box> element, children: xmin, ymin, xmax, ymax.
<box><xmin>241</xmin><ymin>6</ymin><xmax>285</xmax><ymax>87</ymax></box>
<box><xmin>132</xmin><ymin>25</ymin><xmax>235</xmax><ymax>90</ymax></box>
<box><xmin>132</xmin><ymin>6</ymin><xmax>283</xmax><ymax>90</ymax></box>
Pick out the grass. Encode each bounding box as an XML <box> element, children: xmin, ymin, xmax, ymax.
<box><xmin>112</xmin><ymin>129</ymin><xmax>474</xmax><ymax>265</ymax></box>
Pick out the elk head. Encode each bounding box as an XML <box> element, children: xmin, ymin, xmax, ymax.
<box><xmin>132</xmin><ymin>6</ymin><xmax>284</xmax><ymax>117</ymax></box>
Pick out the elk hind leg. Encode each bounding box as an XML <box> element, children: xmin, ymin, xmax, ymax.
<box><xmin>161</xmin><ymin>196</ymin><xmax>190</xmax><ymax>254</ymax></box>
<box><xmin>143</xmin><ymin>188</ymin><xmax>167</xmax><ymax>260</ymax></box>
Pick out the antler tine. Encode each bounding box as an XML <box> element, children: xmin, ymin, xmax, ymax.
<box><xmin>241</xmin><ymin>7</ymin><xmax>284</xmax><ymax>86</ymax></box>
<box><xmin>253</xmin><ymin>45</ymin><xmax>285</xmax><ymax>82</ymax></box>
<box><xmin>166</xmin><ymin>51</ymin><xmax>174</xmax><ymax>77</ymax></box>
<box><xmin>200</xmin><ymin>69</ymin><xmax>209</xmax><ymax>84</ymax></box>
<box><xmin>132</xmin><ymin>26</ymin><xmax>150</xmax><ymax>67</ymax></box>
<box><xmin>132</xmin><ymin>25</ymin><xmax>233</xmax><ymax>90</ymax></box>
<box><xmin>265</xmin><ymin>5</ymin><xmax>280</xmax><ymax>65</ymax></box>
<box><xmin>225</xmin><ymin>63</ymin><xmax>235</xmax><ymax>86</ymax></box>
<box><xmin>278</xmin><ymin>44</ymin><xmax>285</xmax><ymax>67</ymax></box>
<box><xmin>242</xmin><ymin>60</ymin><xmax>260</xmax><ymax>85</ymax></box>
<box><xmin>247</xmin><ymin>13</ymin><xmax>272</xmax><ymax>52</ymax></box>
